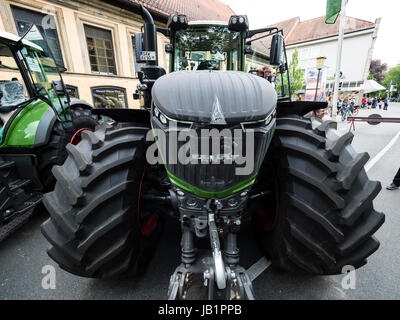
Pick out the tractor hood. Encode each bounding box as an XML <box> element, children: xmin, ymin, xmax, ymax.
<box><xmin>152</xmin><ymin>71</ymin><xmax>277</xmax><ymax>123</ymax></box>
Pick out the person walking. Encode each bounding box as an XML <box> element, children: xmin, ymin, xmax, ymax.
<box><xmin>362</xmin><ymin>97</ymin><xmax>367</xmax><ymax>108</ymax></box>
<box><xmin>387</xmin><ymin>168</ymin><xmax>400</xmax><ymax>190</ymax></box>
<box><xmin>372</xmin><ymin>97</ymin><xmax>377</xmax><ymax>108</ymax></box>
<box><xmin>384</xmin><ymin>96</ymin><xmax>389</xmax><ymax>110</ymax></box>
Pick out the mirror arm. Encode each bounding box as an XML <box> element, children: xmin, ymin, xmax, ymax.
<box><xmin>246</xmin><ymin>27</ymin><xmax>278</xmax><ymax>39</ymax></box>
<box><xmin>157</xmin><ymin>27</ymin><xmax>170</xmax><ymax>37</ymax></box>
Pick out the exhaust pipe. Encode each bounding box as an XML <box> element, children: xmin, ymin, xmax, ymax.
<box><xmin>140</xmin><ymin>5</ymin><xmax>158</xmax><ymax>65</ymax></box>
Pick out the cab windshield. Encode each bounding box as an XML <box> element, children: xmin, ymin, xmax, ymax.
<box><xmin>20</xmin><ymin>25</ymin><xmax>64</xmax><ymax>100</ymax></box>
<box><xmin>174</xmin><ymin>26</ymin><xmax>241</xmax><ymax>71</ymax></box>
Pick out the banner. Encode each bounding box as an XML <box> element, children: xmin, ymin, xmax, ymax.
<box><xmin>326</xmin><ymin>0</ymin><xmax>342</xmax><ymax>24</ymax></box>
<box><xmin>304</xmin><ymin>67</ymin><xmax>328</xmax><ymax>102</ymax></box>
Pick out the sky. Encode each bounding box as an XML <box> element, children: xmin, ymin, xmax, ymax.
<box><xmin>221</xmin><ymin>0</ymin><xmax>400</xmax><ymax>67</ymax></box>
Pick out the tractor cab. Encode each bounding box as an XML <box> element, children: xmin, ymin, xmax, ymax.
<box><xmin>134</xmin><ymin>11</ymin><xmax>291</xmax><ymax>107</ymax></box>
<box><xmin>0</xmin><ymin>25</ymin><xmax>73</xmax><ymax>143</ymax></box>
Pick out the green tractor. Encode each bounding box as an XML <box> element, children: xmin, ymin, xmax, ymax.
<box><xmin>0</xmin><ymin>25</ymin><xmax>98</xmax><ymax>240</ymax></box>
<box><xmin>41</xmin><ymin>6</ymin><xmax>384</xmax><ymax>299</ymax></box>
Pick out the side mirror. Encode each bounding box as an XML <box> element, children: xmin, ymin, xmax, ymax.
<box><xmin>270</xmin><ymin>34</ymin><xmax>284</xmax><ymax>66</ymax></box>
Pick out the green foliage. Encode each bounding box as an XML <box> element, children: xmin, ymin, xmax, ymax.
<box><xmin>383</xmin><ymin>65</ymin><xmax>400</xmax><ymax>96</ymax></box>
<box><xmin>276</xmin><ymin>49</ymin><xmax>304</xmax><ymax>98</ymax></box>
<box><xmin>368</xmin><ymin>74</ymin><xmax>377</xmax><ymax>81</ymax></box>
<box><xmin>289</xmin><ymin>49</ymin><xmax>305</xmax><ymax>93</ymax></box>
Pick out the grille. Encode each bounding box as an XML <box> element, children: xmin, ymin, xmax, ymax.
<box><xmin>152</xmin><ymin>117</ymin><xmax>276</xmax><ymax>194</ymax></box>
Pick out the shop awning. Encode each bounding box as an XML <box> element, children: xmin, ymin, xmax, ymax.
<box><xmin>362</xmin><ymin>79</ymin><xmax>386</xmax><ymax>94</ymax></box>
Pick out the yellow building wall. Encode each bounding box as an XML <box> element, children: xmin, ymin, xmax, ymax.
<box><xmin>0</xmin><ymin>0</ymin><xmax>170</xmax><ymax>109</ymax></box>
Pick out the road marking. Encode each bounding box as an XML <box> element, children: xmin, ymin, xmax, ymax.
<box><xmin>365</xmin><ymin>130</ymin><xmax>400</xmax><ymax>172</ymax></box>
<box><xmin>247</xmin><ymin>256</ymin><xmax>272</xmax><ymax>282</ymax></box>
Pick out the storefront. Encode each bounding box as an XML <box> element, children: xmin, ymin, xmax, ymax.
<box><xmin>91</xmin><ymin>86</ymin><xmax>127</xmax><ymax>109</ymax></box>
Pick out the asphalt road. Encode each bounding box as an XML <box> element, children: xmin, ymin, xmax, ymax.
<box><xmin>1</xmin><ymin>103</ymin><xmax>400</xmax><ymax>300</ymax></box>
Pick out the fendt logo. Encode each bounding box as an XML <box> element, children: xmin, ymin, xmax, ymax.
<box><xmin>211</xmin><ymin>96</ymin><xmax>227</xmax><ymax>125</ymax></box>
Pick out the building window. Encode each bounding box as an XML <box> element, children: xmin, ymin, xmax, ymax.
<box><xmin>66</xmin><ymin>86</ymin><xmax>79</xmax><ymax>99</ymax></box>
<box><xmin>84</xmin><ymin>25</ymin><xmax>116</xmax><ymax>75</ymax></box>
<box><xmin>11</xmin><ymin>6</ymin><xmax>64</xmax><ymax>68</ymax></box>
<box><xmin>91</xmin><ymin>87</ymin><xmax>127</xmax><ymax>109</ymax></box>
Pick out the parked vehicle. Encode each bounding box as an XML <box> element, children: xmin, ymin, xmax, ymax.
<box><xmin>41</xmin><ymin>6</ymin><xmax>384</xmax><ymax>300</ymax></box>
<box><xmin>0</xmin><ymin>25</ymin><xmax>99</xmax><ymax>240</ymax></box>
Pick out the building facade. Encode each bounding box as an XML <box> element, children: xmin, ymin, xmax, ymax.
<box><xmin>269</xmin><ymin>15</ymin><xmax>380</xmax><ymax>102</ymax></box>
<box><xmin>0</xmin><ymin>0</ymin><xmax>234</xmax><ymax>108</ymax></box>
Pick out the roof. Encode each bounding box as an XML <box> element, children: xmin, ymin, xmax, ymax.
<box><xmin>265</xmin><ymin>17</ymin><xmax>300</xmax><ymax>38</ymax></box>
<box><xmin>131</xmin><ymin>0</ymin><xmax>235</xmax><ymax>22</ymax></box>
<box><xmin>285</xmin><ymin>15</ymin><xmax>376</xmax><ymax>46</ymax></box>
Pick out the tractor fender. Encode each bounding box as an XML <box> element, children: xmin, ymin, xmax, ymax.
<box><xmin>34</xmin><ymin>106</ymin><xmax>57</xmax><ymax>147</ymax></box>
<box><xmin>0</xmin><ymin>99</ymin><xmax>57</xmax><ymax>148</ymax></box>
<box><xmin>69</xmin><ymin>98</ymin><xmax>94</xmax><ymax>110</ymax></box>
<box><xmin>92</xmin><ymin>108</ymin><xmax>150</xmax><ymax>125</ymax></box>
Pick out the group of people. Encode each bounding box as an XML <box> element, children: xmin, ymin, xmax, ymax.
<box><xmin>361</xmin><ymin>97</ymin><xmax>389</xmax><ymax>110</ymax></box>
<box><xmin>336</xmin><ymin>97</ymin><xmax>357</xmax><ymax>120</ymax></box>
<box><xmin>249</xmin><ymin>66</ymin><xmax>277</xmax><ymax>85</ymax></box>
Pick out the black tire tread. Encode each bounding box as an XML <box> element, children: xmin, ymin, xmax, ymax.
<box><xmin>41</xmin><ymin>122</ymin><xmax>161</xmax><ymax>278</ymax></box>
<box><xmin>258</xmin><ymin>116</ymin><xmax>384</xmax><ymax>275</ymax></box>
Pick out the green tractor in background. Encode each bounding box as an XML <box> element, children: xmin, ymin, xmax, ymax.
<box><xmin>42</xmin><ymin>6</ymin><xmax>384</xmax><ymax>300</ymax></box>
<box><xmin>0</xmin><ymin>25</ymin><xmax>98</xmax><ymax>240</ymax></box>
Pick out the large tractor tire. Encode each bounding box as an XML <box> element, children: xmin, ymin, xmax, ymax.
<box><xmin>255</xmin><ymin>115</ymin><xmax>384</xmax><ymax>275</ymax></box>
<box><xmin>41</xmin><ymin>122</ymin><xmax>162</xmax><ymax>278</ymax></box>
<box><xmin>37</xmin><ymin>108</ymin><xmax>99</xmax><ymax>191</ymax></box>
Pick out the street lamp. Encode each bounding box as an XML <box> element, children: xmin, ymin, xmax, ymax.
<box><xmin>314</xmin><ymin>56</ymin><xmax>327</xmax><ymax>101</ymax></box>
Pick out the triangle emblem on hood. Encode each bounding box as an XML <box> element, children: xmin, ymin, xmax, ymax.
<box><xmin>211</xmin><ymin>96</ymin><xmax>226</xmax><ymax>125</ymax></box>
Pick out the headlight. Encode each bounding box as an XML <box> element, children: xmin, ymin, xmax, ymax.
<box><xmin>152</xmin><ymin>104</ymin><xmax>193</xmax><ymax>130</ymax></box>
<box><xmin>265</xmin><ymin>110</ymin><xmax>276</xmax><ymax>126</ymax></box>
<box><xmin>154</xmin><ymin>106</ymin><xmax>160</xmax><ymax>118</ymax></box>
<box><xmin>153</xmin><ymin>104</ymin><xmax>169</xmax><ymax>125</ymax></box>
<box><xmin>159</xmin><ymin>114</ymin><xmax>168</xmax><ymax>125</ymax></box>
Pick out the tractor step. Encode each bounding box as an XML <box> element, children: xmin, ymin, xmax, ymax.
<box><xmin>0</xmin><ymin>157</ymin><xmax>42</xmax><ymax>241</ymax></box>
<box><xmin>0</xmin><ymin>193</ymin><xmax>41</xmax><ymax>241</ymax></box>
<box><xmin>16</xmin><ymin>193</ymin><xmax>42</xmax><ymax>215</ymax></box>
<box><xmin>0</xmin><ymin>208</ymin><xmax>36</xmax><ymax>242</ymax></box>
<box><xmin>9</xmin><ymin>179</ymin><xmax>31</xmax><ymax>191</ymax></box>
<box><xmin>0</xmin><ymin>160</ymin><xmax>15</xmax><ymax>170</ymax></box>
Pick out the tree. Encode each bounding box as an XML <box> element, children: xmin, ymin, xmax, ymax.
<box><xmin>383</xmin><ymin>65</ymin><xmax>400</xmax><ymax>97</ymax></box>
<box><xmin>369</xmin><ymin>59</ymin><xmax>388</xmax><ymax>83</ymax></box>
<box><xmin>288</xmin><ymin>49</ymin><xmax>304</xmax><ymax>94</ymax></box>
<box><xmin>277</xmin><ymin>48</ymin><xmax>304</xmax><ymax>98</ymax></box>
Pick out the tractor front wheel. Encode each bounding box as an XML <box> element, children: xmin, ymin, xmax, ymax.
<box><xmin>41</xmin><ymin>122</ymin><xmax>163</xmax><ymax>278</ymax></box>
<box><xmin>256</xmin><ymin>115</ymin><xmax>384</xmax><ymax>275</ymax></box>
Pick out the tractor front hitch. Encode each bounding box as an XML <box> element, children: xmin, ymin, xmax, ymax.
<box><xmin>167</xmin><ymin>198</ymin><xmax>255</xmax><ymax>300</ymax></box>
